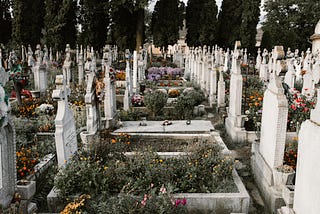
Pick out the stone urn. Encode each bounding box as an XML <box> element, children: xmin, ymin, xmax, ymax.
<box><xmin>273</xmin><ymin>165</ymin><xmax>295</xmax><ymax>187</ymax></box>
<box><xmin>16</xmin><ymin>180</ymin><xmax>36</xmax><ymax>200</ymax></box>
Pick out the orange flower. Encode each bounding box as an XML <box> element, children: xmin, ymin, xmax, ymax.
<box><xmin>111</xmin><ymin>139</ymin><xmax>117</xmax><ymax>144</ymax></box>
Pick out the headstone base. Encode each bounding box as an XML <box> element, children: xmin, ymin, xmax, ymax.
<box><xmin>47</xmin><ymin>187</ymin><xmax>65</xmax><ymax>213</ymax></box>
<box><xmin>225</xmin><ymin>116</ymin><xmax>247</xmax><ymax>143</ymax></box>
<box><xmin>252</xmin><ymin>141</ymin><xmax>286</xmax><ymax>213</ymax></box>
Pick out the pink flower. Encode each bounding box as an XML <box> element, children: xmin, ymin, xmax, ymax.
<box><xmin>141</xmin><ymin>194</ymin><xmax>148</xmax><ymax>206</ymax></box>
<box><xmin>181</xmin><ymin>198</ymin><xmax>187</xmax><ymax>205</ymax></box>
<box><xmin>175</xmin><ymin>199</ymin><xmax>181</xmax><ymax>207</ymax></box>
<box><xmin>160</xmin><ymin>185</ymin><xmax>166</xmax><ymax>194</ymax></box>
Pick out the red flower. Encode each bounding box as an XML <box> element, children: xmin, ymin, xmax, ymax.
<box><xmin>291</xmin><ymin>104</ymin><xmax>297</xmax><ymax>110</ymax></box>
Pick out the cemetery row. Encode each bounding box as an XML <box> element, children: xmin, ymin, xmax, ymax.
<box><xmin>0</xmin><ymin>20</ymin><xmax>320</xmax><ymax>213</ymax></box>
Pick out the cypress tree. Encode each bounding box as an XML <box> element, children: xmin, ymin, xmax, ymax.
<box><xmin>44</xmin><ymin>0</ymin><xmax>63</xmax><ymax>51</ymax></box>
<box><xmin>151</xmin><ymin>0</ymin><xmax>184</xmax><ymax>50</ymax></box>
<box><xmin>0</xmin><ymin>0</ymin><xmax>12</xmax><ymax>44</ymax></box>
<box><xmin>78</xmin><ymin>0</ymin><xmax>109</xmax><ymax>50</ymax></box>
<box><xmin>217</xmin><ymin>0</ymin><xmax>243</xmax><ymax>48</ymax></box>
<box><xmin>186</xmin><ymin>0</ymin><xmax>218</xmax><ymax>47</ymax></box>
<box><xmin>240</xmin><ymin>0</ymin><xmax>260</xmax><ymax>54</ymax></box>
<box><xmin>12</xmin><ymin>0</ymin><xmax>45</xmax><ymax>47</ymax></box>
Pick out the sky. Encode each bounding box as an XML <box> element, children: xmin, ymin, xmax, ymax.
<box><xmin>149</xmin><ymin>0</ymin><xmax>223</xmax><ymax>11</ymax></box>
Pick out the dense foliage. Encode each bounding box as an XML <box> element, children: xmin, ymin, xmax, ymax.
<box><xmin>217</xmin><ymin>0</ymin><xmax>243</xmax><ymax>48</ymax></box>
<box><xmin>151</xmin><ymin>0</ymin><xmax>184</xmax><ymax>49</ymax></box>
<box><xmin>12</xmin><ymin>0</ymin><xmax>45</xmax><ymax>47</ymax></box>
<box><xmin>240</xmin><ymin>0</ymin><xmax>261</xmax><ymax>54</ymax></box>
<box><xmin>261</xmin><ymin>0</ymin><xmax>320</xmax><ymax>50</ymax></box>
<box><xmin>54</xmin><ymin>140</ymin><xmax>235</xmax><ymax>209</ymax></box>
<box><xmin>0</xmin><ymin>0</ymin><xmax>12</xmax><ymax>44</ymax></box>
<box><xmin>186</xmin><ymin>0</ymin><xmax>218</xmax><ymax>46</ymax></box>
<box><xmin>78</xmin><ymin>0</ymin><xmax>109</xmax><ymax>50</ymax></box>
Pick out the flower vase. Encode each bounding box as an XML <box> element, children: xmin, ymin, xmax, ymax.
<box><xmin>273</xmin><ymin>168</ymin><xmax>295</xmax><ymax>187</ymax></box>
<box><xmin>16</xmin><ymin>180</ymin><xmax>36</xmax><ymax>200</ymax></box>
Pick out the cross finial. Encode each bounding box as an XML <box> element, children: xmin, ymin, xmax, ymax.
<box><xmin>52</xmin><ymin>75</ymin><xmax>70</xmax><ymax>103</ymax></box>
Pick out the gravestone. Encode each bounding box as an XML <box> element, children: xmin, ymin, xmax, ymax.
<box><xmin>52</xmin><ymin>75</ymin><xmax>77</xmax><ymax>167</ymax></box>
<box><xmin>252</xmin><ymin>46</ymin><xmax>288</xmax><ymax>213</ymax></box>
<box><xmin>310</xmin><ymin>19</ymin><xmax>320</xmax><ymax>53</ymax></box>
<box><xmin>223</xmin><ymin>49</ymin><xmax>230</xmax><ymax>72</ymax></box>
<box><xmin>63</xmin><ymin>44</ymin><xmax>72</xmax><ymax>86</ymax></box>
<box><xmin>293</xmin><ymin>88</ymin><xmax>320</xmax><ymax>214</ymax></box>
<box><xmin>33</xmin><ymin>44</ymin><xmax>47</xmax><ymax>93</ymax></box>
<box><xmin>312</xmin><ymin>53</ymin><xmax>320</xmax><ymax>85</ymax></box>
<box><xmin>302</xmin><ymin>49</ymin><xmax>315</xmax><ymax>94</ymax></box>
<box><xmin>123</xmin><ymin>59</ymin><xmax>131</xmax><ymax>111</ymax></box>
<box><xmin>0</xmin><ymin>68</ymin><xmax>16</xmax><ymax>209</ymax></box>
<box><xmin>80</xmin><ymin>72</ymin><xmax>101</xmax><ymax>150</ymax></box>
<box><xmin>225</xmin><ymin>41</ymin><xmax>246</xmax><ymax>142</ymax></box>
<box><xmin>259</xmin><ymin>64</ymin><xmax>288</xmax><ymax>170</ymax></box>
<box><xmin>259</xmin><ymin>49</ymin><xmax>269</xmax><ymax>81</ymax></box>
<box><xmin>255</xmin><ymin>48</ymin><xmax>262</xmax><ymax>71</ymax></box>
<box><xmin>284</xmin><ymin>53</ymin><xmax>296</xmax><ymax>88</ymax></box>
<box><xmin>209</xmin><ymin>66</ymin><xmax>217</xmax><ymax>107</ymax></box>
<box><xmin>133</xmin><ymin>50</ymin><xmax>138</xmax><ymax>93</ymax></box>
<box><xmin>104</xmin><ymin>65</ymin><xmax>117</xmax><ymax>129</ymax></box>
<box><xmin>78</xmin><ymin>47</ymin><xmax>84</xmax><ymax>85</ymax></box>
<box><xmin>217</xmin><ymin>69</ymin><xmax>226</xmax><ymax>110</ymax></box>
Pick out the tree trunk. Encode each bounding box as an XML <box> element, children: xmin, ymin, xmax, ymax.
<box><xmin>135</xmin><ymin>8</ymin><xmax>144</xmax><ymax>51</ymax></box>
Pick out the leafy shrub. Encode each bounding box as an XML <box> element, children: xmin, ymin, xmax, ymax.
<box><xmin>54</xmin><ymin>142</ymin><xmax>236</xmax><ymax>200</ymax></box>
<box><xmin>144</xmin><ymin>90</ymin><xmax>168</xmax><ymax>118</ymax></box>
<box><xmin>175</xmin><ymin>89</ymin><xmax>205</xmax><ymax>119</ymax></box>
